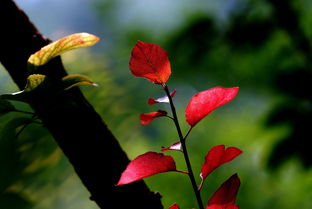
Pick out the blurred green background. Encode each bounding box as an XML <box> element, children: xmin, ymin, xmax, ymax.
<box><xmin>1</xmin><ymin>0</ymin><xmax>312</xmax><ymax>208</ymax></box>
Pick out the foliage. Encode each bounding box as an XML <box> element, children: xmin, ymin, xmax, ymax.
<box><xmin>116</xmin><ymin>41</ymin><xmax>242</xmax><ymax>209</ymax></box>
<box><xmin>2</xmin><ymin>0</ymin><xmax>312</xmax><ymax>208</ymax></box>
<box><xmin>28</xmin><ymin>33</ymin><xmax>99</xmax><ymax>67</ymax></box>
<box><xmin>0</xmin><ymin>100</ymin><xmax>15</xmax><ymax>116</ymax></box>
<box><xmin>0</xmin><ymin>33</ymin><xmax>100</xmax><ymax>209</ymax></box>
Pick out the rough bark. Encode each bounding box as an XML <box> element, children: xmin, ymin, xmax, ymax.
<box><xmin>0</xmin><ymin>1</ymin><xmax>163</xmax><ymax>208</ymax></box>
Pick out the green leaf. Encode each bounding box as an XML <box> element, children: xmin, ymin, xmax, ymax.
<box><xmin>0</xmin><ymin>117</ymin><xmax>31</xmax><ymax>145</ymax></box>
<box><xmin>0</xmin><ymin>99</ymin><xmax>16</xmax><ymax>116</ymax></box>
<box><xmin>62</xmin><ymin>74</ymin><xmax>97</xmax><ymax>90</ymax></box>
<box><xmin>28</xmin><ymin>32</ymin><xmax>100</xmax><ymax>67</ymax></box>
<box><xmin>0</xmin><ymin>117</ymin><xmax>31</xmax><ymax>192</ymax></box>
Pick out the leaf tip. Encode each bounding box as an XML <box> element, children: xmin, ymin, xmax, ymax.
<box><xmin>140</xmin><ymin>110</ymin><xmax>167</xmax><ymax>126</ymax></box>
<box><xmin>148</xmin><ymin>98</ymin><xmax>158</xmax><ymax>105</ymax></box>
<box><xmin>206</xmin><ymin>173</ymin><xmax>241</xmax><ymax>209</ymax></box>
<box><xmin>161</xmin><ymin>141</ymin><xmax>182</xmax><ymax>152</ymax></box>
<box><xmin>168</xmin><ymin>203</ymin><xmax>180</xmax><ymax>209</ymax></box>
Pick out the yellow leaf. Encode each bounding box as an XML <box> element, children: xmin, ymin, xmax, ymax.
<box><xmin>62</xmin><ymin>74</ymin><xmax>97</xmax><ymax>90</ymax></box>
<box><xmin>28</xmin><ymin>33</ymin><xmax>100</xmax><ymax>66</ymax></box>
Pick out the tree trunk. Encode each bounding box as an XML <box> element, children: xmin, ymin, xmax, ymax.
<box><xmin>0</xmin><ymin>1</ymin><xmax>163</xmax><ymax>208</ymax></box>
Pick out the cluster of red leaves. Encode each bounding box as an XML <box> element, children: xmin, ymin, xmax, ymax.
<box><xmin>118</xmin><ymin>41</ymin><xmax>242</xmax><ymax>209</ymax></box>
<box><xmin>117</xmin><ymin>146</ymin><xmax>242</xmax><ymax>209</ymax></box>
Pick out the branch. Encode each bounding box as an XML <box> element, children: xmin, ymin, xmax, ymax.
<box><xmin>0</xmin><ymin>1</ymin><xmax>163</xmax><ymax>208</ymax></box>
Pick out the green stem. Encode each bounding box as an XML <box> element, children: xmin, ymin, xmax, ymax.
<box><xmin>162</xmin><ymin>84</ymin><xmax>204</xmax><ymax>209</ymax></box>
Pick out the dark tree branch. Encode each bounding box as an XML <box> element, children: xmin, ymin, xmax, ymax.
<box><xmin>0</xmin><ymin>1</ymin><xmax>163</xmax><ymax>208</ymax></box>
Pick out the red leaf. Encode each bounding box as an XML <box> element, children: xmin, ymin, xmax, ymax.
<box><xmin>161</xmin><ymin>141</ymin><xmax>182</xmax><ymax>152</ymax></box>
<box><xmin>148</xmin><ymin>98</ymin><xmax>159</xmax><ymax>105</ymax></box>
<box><xmin>116</xmin><ymin>152</ymin><xmax>176</xmax><ymax>186</ymax></box>
<box><xmin>199</xmin><ymin>145</ymin><xmax>242</xmax><ymax>189</ymax></box>
<box><xmin>185</xmin><ymin>87</ymin><xmax>239</xmax><ymax>127</ymax></box>
<box><xmin>148</xmin><ymin>90</ymin><xmax>177</xmax><ymax>105</ymax></box>
<box><xmin>140</xmin><ymin>110</ymin><xmax>167</xmax><ymax>126</ymax></box>
<box><xmin>129</xmin><ymin>41</ymin><xmax>171</xmax><ymax>84</ymax></box>
<box><xmin>206</xmin><ymin>174</ymin><xmax>240</xmax><ymax>209</ymax></box>
<box><xmin>169</xmin><ymin>203</ymin><xmax>180</xmax><ymax>209</ymax></box>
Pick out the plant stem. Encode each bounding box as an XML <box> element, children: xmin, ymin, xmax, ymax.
<box><xmin>163</xmin><ymin>84</ymin><xmax>205</xmax><ymax>209</ymax></box>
